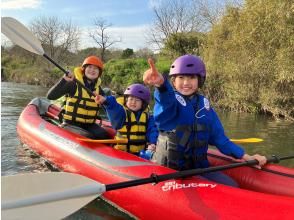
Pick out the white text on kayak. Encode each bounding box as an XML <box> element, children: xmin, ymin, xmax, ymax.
<box><xmin>162</xmin><ymin>181</ymin><xmax>217</xmax><ymax>191</ymax></box>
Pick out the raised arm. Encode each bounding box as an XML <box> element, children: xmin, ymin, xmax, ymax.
<box><xmin>95</xmin><ymin>95</ymin><xmax>126</xmax><ymax>130</ymax></box>
<box><xmin>47</xmin><ymin>74</ymin><xmax>75</xmax><ymax>100</ymax></box>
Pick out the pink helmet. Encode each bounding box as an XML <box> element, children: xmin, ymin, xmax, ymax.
<box><xmin>169</xmin><ymin>55</ymin><xmax>206</xmax><ymax>86</ymax></box>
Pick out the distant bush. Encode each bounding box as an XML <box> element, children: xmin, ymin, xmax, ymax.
<box><xmin>204</xmin><ymin>0</ymin><xmax>294</xmax><ymax>120</ymax></box>
<box><xmin>102</xmin><ymin>56</ymin><xmax>171</xmax><ymax>93</ymax></box>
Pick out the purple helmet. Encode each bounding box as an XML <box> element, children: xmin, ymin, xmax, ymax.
<box><xmin>169</xmin><ymin>55</ymin><xmax>206</xmax><ymax>86</ymax></box>
<box><xmin>124</xmin><ymin>84</ymin><xmax>151</xmax><ymax>104</ymax></box>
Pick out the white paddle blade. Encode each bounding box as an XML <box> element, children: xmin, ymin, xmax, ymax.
<box><xmin>1</xmin><ymin>17</ymin><xmax>44</xmax><ymax>55</ymax></box>
<box><xmin>1</xmin><ymin>172</ymin><xmax>106</xmax><ymax>220</ymax></box>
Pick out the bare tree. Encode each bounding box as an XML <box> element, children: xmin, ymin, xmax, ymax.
<box><xmin>30</xmin><ymin>16</ymin><xmax>80</xmax><ymax>65</ymax></box>
<box><xmin>194</xmin><ymin>0</ymin><xmax>242</xmax><ymax>30</ymax></box>
<box><xmin>148</xmin><ymin>0</ymin><xmax>202</xmax><ymax>50</ymax></box>
<box><xmin>1</xmin><ymin>36</ymin><xmax>13</xmax><ymax>48</ymax></box>
<box><xmin>147</xmin><ymin>0</ymin><xmax>243</xmax><ymax>50</ymax></box>
<box><xmin>135</xmin><ymin>47</ymin><xmax>154</xmax><ymax>59</ymax></box>
<box><xmin>88</xmin><ymin>17</ymin><xmax>121</xmax><ymax>62</ymax></box>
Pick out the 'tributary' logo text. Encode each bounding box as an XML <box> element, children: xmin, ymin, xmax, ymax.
<box><xmin>162</xmin><ymin>181</ymin><xmax>217</xmax><ymax>191</ymax></box>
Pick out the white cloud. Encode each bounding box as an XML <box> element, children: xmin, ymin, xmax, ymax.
<box><xmin>148</xmin><ymin>0</ymin><xmax>163</xmax><ymax>9</ymax></box>
<box><xmin>109</xmin><ymin>25</ymin><xmax>149</xmax><ymax>50</ymax></box>
<box><xmin>1</xmin><ymin>0</ymin><xmax>41</xmax><ymax>9</ymax></box>
<box><xmin>80</xmin><ymin>24</ymin><xmax>154</xmax><ymax>51</ymax></box>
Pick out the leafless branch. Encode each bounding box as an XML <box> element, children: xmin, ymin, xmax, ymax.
<box><xmin>88</xmin><ymin>17</ymin><xmax>121</xmax><ymax>61</ymax></box>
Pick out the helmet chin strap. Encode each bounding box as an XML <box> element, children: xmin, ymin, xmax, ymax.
<box><xmin>142</xmin><ymin>102</ymin><xmax>149</xmax><ymax>111</ymax></box>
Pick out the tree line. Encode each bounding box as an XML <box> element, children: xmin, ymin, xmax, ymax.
<box><xmin>1</xmin><ymin>0</ymin><xmax>293</xmax><ymax>120</ymax></box>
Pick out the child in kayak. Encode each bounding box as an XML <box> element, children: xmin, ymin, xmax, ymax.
<box><xmin>94</xmin><ymin>84</ymin><xmax>158</xmax><ymax>156</ymax></box>
<box><xmin>143</xmin><ymin>54</ymin><xmax>267</xmax><ymax>187</ymax></box>
<box><xmin>47</xmin><ymin>55</ymin><xmax>111</xmax><ymax>139</ymax></box>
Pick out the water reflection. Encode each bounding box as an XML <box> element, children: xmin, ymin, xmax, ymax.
<box><xmin>219</xmin><ymin>110</ymin><xmax>294</xmax><ymax>167</ymax></box>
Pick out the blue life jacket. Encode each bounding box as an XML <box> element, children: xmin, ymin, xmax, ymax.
<box><xmin>152</xmin><ymin>80</ymin><xmax>244</xmax><ymax>170</ymax></box>
<box><xmin>154</xmin><ymin>94</ymin><xmax>210</xmax><ymax>170</ymax></box>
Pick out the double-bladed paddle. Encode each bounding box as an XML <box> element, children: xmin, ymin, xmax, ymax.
<box><xmin>76</xmin><ymin>137</ymin><xmax>264</xmax><ymax>144</ymax></box>
<box><xmin>1</xmin><ymin>17</ymin><xmax>95</xmax><ymax>97</ymax></box>
<box><xmin>2</xmin><ymin>155</ymin><xmax>293</xmax><ymax>220</ymax></box>
<box><xmin>229</xmin><ymin>138</ymin><xmax>263</xmax><ymax>143</ymax></box>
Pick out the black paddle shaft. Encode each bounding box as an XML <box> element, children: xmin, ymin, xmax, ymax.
<box><xmin>105</xmin><ymin>155</ymin><xmax>292</xmax><ymax>191</ymax></box>
<box><xmin>43</xmin><ymin>54</ymin><xmax>95</xmax><ymax>97</ymax></box>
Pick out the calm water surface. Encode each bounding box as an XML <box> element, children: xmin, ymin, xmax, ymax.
<box><xmin>1</xmin><ymin>82</ymin><xmax>132</xmax><ymax>220</ymax></box>
<box><xmin>1</xmin><ymin>82</ymin><xmax>294</xmax><ymax>219</ymax></box>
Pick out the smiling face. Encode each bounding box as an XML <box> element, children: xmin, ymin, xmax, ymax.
<box><xmin>172</xmin><ymin>75</ymin><xmax>199</xmax><ymax>96</ymax></box>
<box><xmin>84</xmin><ymin>65</ymin><xmax>100</xmax><ymax>81</ymax></box>
<box><xmin>126</xmin><ymin>95</ymin><xmax>143</xmax><ymax>112</ymax></box>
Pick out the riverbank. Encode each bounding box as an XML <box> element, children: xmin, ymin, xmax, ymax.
<box><xmin>2</xmin><ymin>76</ymin><xmax>293</xmax><ymax>121</ymax></box>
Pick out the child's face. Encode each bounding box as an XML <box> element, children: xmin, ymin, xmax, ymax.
<box><xmin>85</xmin><ymin>65</ymin><xmax>100</xmax><ymax>80</ymax></box>
<box><xmin>126</xmin><ymin>96</ymin><xmax>143</xmax><ymax>112</ymax></box>
<box><xmin>172</xmin><ymin>75</ymin><xmax>198</xmax><ymax>96</ymax></box>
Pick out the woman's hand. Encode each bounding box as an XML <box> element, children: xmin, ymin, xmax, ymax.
<box><xmin>94</xmin><ymin>95</ymin><xmax>106</xmax><ymax>105</ymax></box>
<box><xmin>63</xmin><ymin>72</ymin><xmax>74</xmax><ymax>82</ymax></box>
<box><xmin>143</xmin><ymin>58</ymin><xmax>164</xmax><ymax>87</ymax></box>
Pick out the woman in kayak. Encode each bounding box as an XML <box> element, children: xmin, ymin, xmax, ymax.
<box><xmin>94</xmin><ymin>83</ymin><xmax>158</xmax><ymax>156</ymax></box>
<box><xmin>47</xmin><ymin>55</ymin><xmax>111</xmax><ymax>139</ymax></box>
<box><xmin>143</xmin><ymin>54</ymin><xmax>267</xmax><ymax>187</ymax></box>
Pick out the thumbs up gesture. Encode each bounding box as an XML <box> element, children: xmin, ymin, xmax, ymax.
<box><xmin>143</xmin><ymin>58</ymin><xmax>164</xmax><ymax>87</ymax></box>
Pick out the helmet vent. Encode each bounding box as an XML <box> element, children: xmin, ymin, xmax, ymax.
<box><xmin>139</xmin><ymin>91</ymin><xmax>143</xmax><ymax>93</ymax></box>
<box><xmin>187</xmin><ymin>64</ymin><xmax>194</xmax><ymax>67</ymax></box>
<box><xmin>171</xmin><ymin>65</ymin><xmax>175</xmax><ymax>68</ymax></box>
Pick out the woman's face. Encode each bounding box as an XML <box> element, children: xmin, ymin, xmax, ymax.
<box><xmin>172</xmin><ymin>75</ymin><xmax>198</xmax><ymax>96</ymax></box>
<box><xmin>84</xmin><ymin>65</ymin><xmax>100</xmax><ymax>80</ymax></box>
<box><xmin>126</xmin><ymin>95</ymin><xmax>143</xmax><ymax>112</ymax></box>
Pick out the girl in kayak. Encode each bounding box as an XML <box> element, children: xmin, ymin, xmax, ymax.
<box><xmin>94</xmin><ymin>84</ymin><xmax>158</xmax><ymax>156</ymax></box>
<box><xmin>47</xmin><ymin>56</ymin><xmax>111</xmax><ymax>139</ymax></box>
<box><xmin>143</xmin><ymin>54</ymin><xmax>267</xmax><ymax>187</ymax></box>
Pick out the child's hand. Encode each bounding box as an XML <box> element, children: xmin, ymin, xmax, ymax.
<box><xmin>147</xmin><ymin>144</ymin><xmax>156</xmax><ymax>152</ymax></box>
<box><xmin>63</xmin><ymin>72</ymin><xmax>74</xmax><ymax>81</ymax></box>
<box><xmin>94</xmin><ymin>95</ymin><xmax>106</xmax><ymax>105</ymax></box>
<box><xmin>241</xmin><ymin>153</ymin><xmax>267</xmax><ymax>169</ymax></box>
<box><xmin>143</xmin><ymin>58</ymin><xmax>164</xmax><ymax>87</ymax></box>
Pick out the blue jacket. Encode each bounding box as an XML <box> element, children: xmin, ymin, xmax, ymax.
<box><xmin>103</xmin><ymin>96</ymin><xmax>158</xmax><ymax>144</ymax></box>
<box><xmin>153</xmin><ymin>79</ymin><xmax>244</xmax><ymax>168</ymax></box>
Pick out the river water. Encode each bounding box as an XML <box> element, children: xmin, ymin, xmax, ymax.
<box><xmin>1</xmin><ymin>82</ymin><xmax>294</xmax><ymax>219</ymax></box>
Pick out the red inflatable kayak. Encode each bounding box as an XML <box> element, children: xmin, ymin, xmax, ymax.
<box><xmin>16</xmin><ymin>98</ymin><xmax>294</xmax><ymax>220</ymax></box>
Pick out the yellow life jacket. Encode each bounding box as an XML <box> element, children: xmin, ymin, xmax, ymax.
<box><xmin>116</xmin><ymin>96</ymin><xmax>125</xmax><ymax>106</ymax></box>
<box><xmin>63</xmin><ymin>67</ymin><xmax>101</xmax><ymax>124</ymax></box>
<box><xmin>115</xmin><ymin>108</ymin><xmax>149</xmax><ymax>154</ymax></box>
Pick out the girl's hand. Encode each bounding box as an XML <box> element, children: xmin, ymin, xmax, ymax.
<box><xmin>242</xmin><ymin>153</ymin><xmax>267</xmax><ymax>169</ymax></box>
<box><xmin>143</xmin><ymin>58</ymin><xmax>164</xmax><ymax>87</ymax></box>
<box><xmin>94</xmin><ymin>95</ymin><xmax>106</xmax><ymax>105</ymax></box>
<box><xmin>147</xmin><ymin>144</ymin><xmax>156</xmax><ymax>152</ymax></box>
<box><xmin>63</xmin><ymin>72</ymin><xmax>74</xmax><ymax>82</ymax></box>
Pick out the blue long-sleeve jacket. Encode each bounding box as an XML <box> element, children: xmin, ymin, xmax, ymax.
<box><xmin>103</xmin><ymin>96</ymin><xmax>158</xmax><ymax>144</ymax></box>
<box><xmin>153</xmin><ymin>79</ymin><xmax>244</xmax><ymax>159</ymax></box>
